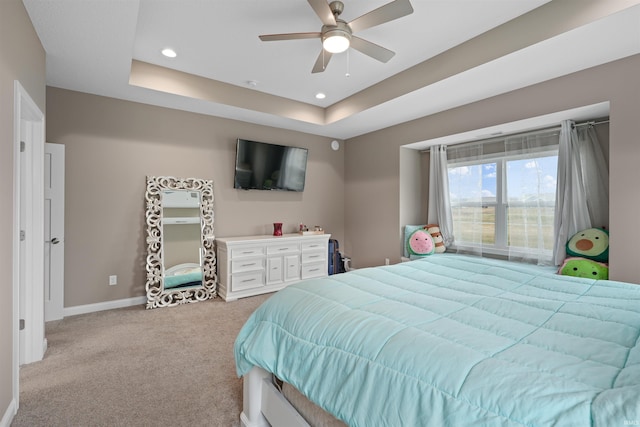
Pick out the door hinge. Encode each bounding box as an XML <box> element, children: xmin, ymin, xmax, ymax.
<box><xmin>20</xmin><ymin>141</ymin><xmax>25</xmax><ymax>152</ymax></box>
<box><xmin>20</xmin><ymin>230</ymin><xmax>25</xmax><ymax>241</ymax></box>
<box><xmin>19</xmin><ymin>319</ymin><xmax>25</xmax><ymax>330</ymax></box>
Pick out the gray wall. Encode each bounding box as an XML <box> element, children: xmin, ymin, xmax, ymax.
<box><xmin>46</xmin><ymin>88</ymin><xmax>345</xmax><ymax>307</ymax></box>
<box><xmin>0</xmin><ymin>0</ymin><xmax>46</xmax><ymax>417</ymax></box>
<box><xmin>345</xmin><ymin>54</ymin><xmax>640</xmax><ymax>285</ymax></box>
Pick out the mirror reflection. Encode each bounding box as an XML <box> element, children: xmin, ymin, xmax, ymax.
<box><xmin>145</xmin><ymin>176</ymin><xmax>217</xmax><ymax>309</ymax></box>
<box><xmin>162</xmin><ymin>190</ymin><xmax>203</xmax><ymax>290</ymax></box>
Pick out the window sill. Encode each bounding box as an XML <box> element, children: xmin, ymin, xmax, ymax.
<box><xmin>449</xmin><ymin>244</ymin><xmax>553</xmax><ymax>265</ymax></box>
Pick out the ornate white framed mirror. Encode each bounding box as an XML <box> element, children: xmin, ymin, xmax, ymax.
<box><xmin>145</xmin><ymin>176</ymin><xmax>216</xmax><ymax>308</ymax></box>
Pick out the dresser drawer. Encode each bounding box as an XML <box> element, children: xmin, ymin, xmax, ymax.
<box><xmin>301</xmin><ymin>263</ymin><xmax>325</xmax><ymax>279</ymax></box>
<box><xmin>232</xmin><ymin>258</ymin><xmax>265</xmax><ymax>274</ymax></box>
<box><xmin>301</xmin><ymin>241</ymin><xmax>326</xmax><ymax>252</ymax></box>
<box><xmin>231</xmin><ymin>246</ymin><xmax>265</xmax><ymax>258</ymax></box>
<box><xmin>267</xmin><ymin>243</ymin><xmax>300</xmax><ymax>255</ymax></box>
<box><xmin>302</xmin><ymin>251</ymin><xmax>326</xmax><ymax>264</ymax></box>
<box><xmin>231</xmin><ymin>271</ymin><xmax>265</xmax><ymax>292</ymax></box>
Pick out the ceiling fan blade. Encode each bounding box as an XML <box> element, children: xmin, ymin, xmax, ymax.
<box><xmin>259</xmin><ymin>32</ymin><xmax>321</xmax><ymax>42</ymax></box>
<box><xmin>348</xmin><ymin>0</ymin><xmax>413</xmax><ymax>33</ymax></box>
<box><xmin>307</xmin><ymin>0</ymin><xmax>336</xmax><ymax>26</ymax></box>
<box><xmin>312</xmin><ymin>49</ymin><xmax>333</xmax><ymax>73</ymax></box>
<box><xmin>350</xmin><ymin>36</ymin><xmax>395</xmax><ymax>63</ymax></box>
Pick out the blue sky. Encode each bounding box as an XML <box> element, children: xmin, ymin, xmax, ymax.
<box><xmin>448</xmin><ymin>155</ymin><xmax>558</xmax><ymax>201</ymax></box>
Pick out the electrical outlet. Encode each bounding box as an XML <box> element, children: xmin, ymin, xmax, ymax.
<box><xmin>385</xmin><ymin>258</ymin><xmax>390</xmax><ymax>265</ymax></box>
<box><xmin>109</xmin><ymin>275</ymin><xmax>117</xmax><ymax>286</ymax></box>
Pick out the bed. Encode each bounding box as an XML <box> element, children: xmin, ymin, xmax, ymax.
<box><xmin>234</xmin><ymin>254</ymin><xmax>640</xmax><ymax>427</ymax></box>
<box><xmin>163</xmin><ymin>262</ymin><xmax>202</xmax><ymax>289</ymax></box>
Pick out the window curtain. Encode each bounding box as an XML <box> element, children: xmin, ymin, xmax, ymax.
<box><xmin>427</xmin><ymin>145</ymin><xmax>454</xmax><ymax>246</ymax></box>
<box><xmin>553</xmin><ymin>120</ymin><xmax>609</xmax><ymax>265</ymax></box>
<box><xmin>444</xmin><ymin>144</ymin><xmax>484</xmax><ymax>256</ymax></box>
<box><xmin>504</xmin><ymin>131</ymin><xmax>559</xmax><ymax>265</ymax></box>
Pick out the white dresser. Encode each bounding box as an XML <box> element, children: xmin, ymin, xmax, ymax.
<box><xmin>216</xmin><ymin>233</ymin><xmax>331</xmax><ymax>301</ymax></box>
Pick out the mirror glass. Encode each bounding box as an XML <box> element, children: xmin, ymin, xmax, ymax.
<box><xmin>145</xmin><ymin>176</ymin><xmax>216</xmax><ymax>308</ymax></box>
<box><xmin>162</xmin><ymin>190</ymin><xmax>202</xmax><ymax>290</ymax></box>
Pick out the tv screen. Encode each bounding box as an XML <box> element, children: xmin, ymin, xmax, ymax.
<box><xmin>234</xmin><ymin>139</ymin><xmax>309</xmax><ymax>191</ymax></box>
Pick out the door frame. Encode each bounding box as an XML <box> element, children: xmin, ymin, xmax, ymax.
<box><xmin>12</xmin><ymin>80</ymin><xmax>45</xmax><ymax>411</ymax></box>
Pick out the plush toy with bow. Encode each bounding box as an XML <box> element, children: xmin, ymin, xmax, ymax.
<box><xmin>426</xmin><ymin>224</ymin><xmax>446</xmax><ymax>253</ymax></box>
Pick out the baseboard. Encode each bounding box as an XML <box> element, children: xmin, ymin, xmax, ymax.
<box><xmin>63</xmin><ymin>296</ymin><xmax>147</xmax><ymax>317</ymax></box>
<box><xmin>0</xmin><ymin>398</ymin><xmax>16</xmax><ymax>427</ymax></box>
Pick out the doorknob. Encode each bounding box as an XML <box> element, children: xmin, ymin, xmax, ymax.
<box><xmin>47</xmin><ymin>237</ymin><xmax>60</xmax><ymax>245</ymax></box>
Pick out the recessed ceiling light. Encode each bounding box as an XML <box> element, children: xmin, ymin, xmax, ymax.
<box><xmin>161</xmin><ymin>48</ymin><xmax>177</xmax><ymax>58</ymax></box>
<box><xmin>315</xmin><ymin>92</ymin><xmax>326</xmax><ymax>99</ymax></box>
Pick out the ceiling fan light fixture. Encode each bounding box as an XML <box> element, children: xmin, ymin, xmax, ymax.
<box><xmin>322</xmin><ymin>30</ymin><xmax>350</xmax><ymax>53</ymax></box>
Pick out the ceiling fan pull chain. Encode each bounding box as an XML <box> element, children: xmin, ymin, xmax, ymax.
<box><xmin>346</xmin><ymin>49</ymin><xmax>351</xmax><ymax>77</ymax></box>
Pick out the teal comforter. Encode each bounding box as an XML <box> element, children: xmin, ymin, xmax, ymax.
<box><xmin>234</xmin><ymin>254</ymin><xmax>640</xmax><ymax>426</ymax></box>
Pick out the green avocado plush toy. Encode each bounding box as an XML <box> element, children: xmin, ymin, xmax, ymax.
<box><xmin>566</xmin><ymin>227</ymin><xmax>609</xmax><ymax>263</ymax></box>
<box><xmin>559</xmin><ymin>257</ymin><xmax>608</xmax><ymax>280</ymax></box>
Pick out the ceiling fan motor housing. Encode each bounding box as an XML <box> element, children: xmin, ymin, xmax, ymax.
<box><xmin>321</xmin><ymin>20</ymin><xmax>352</xmax><ymax>42</ymax></box>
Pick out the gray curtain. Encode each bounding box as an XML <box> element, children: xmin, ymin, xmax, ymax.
<box><xmin>553</xmin><ymin>120</ymin><xmax>609</xmax><ymax>265</ymax></box>
<box><xmin>427</xmin><ymin>145</ymin><xmax>454</xmax><ymax>246</ymax></box>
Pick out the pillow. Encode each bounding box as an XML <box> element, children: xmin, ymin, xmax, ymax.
<box><xmin>403</xmin><ymin>225</ymin><xmax>427</xmax><ymax>257</ymax></box>
<box><xmin>566</xmin><ymin>227</ymin><xmax>609</xmax><ymax>262</ymax></box>
<box><xmin>558</xmin><ymin>257</ymin><xmax>608</xmax><ymax>280</ymax></box>
<box><xmin>406</xmin><ymin>228</ymin><xmax>436</xmax><ymax>258</ymax></box>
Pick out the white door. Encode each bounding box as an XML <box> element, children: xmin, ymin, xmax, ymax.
<box><xmin>44</xmin><ymin>143</ymin><xmax>65</xmax><ymax>321</ymax></box>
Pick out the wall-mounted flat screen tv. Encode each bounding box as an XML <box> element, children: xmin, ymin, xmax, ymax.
<box><xmin>234</xmin><ymin>139</ymin><xmax>309</xmax><ymax>191</ymax></box>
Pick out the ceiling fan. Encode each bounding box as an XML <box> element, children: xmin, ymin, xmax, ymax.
<box><xmin>259</xmin><ymin>0</ymin><xmax>414</xmax><ymax>73</ymax></box>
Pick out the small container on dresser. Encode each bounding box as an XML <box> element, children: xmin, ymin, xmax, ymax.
<box><xmin>216</xmin><ymin>233</ymin><xmax>331</xmax><ymax>301</ymax></box>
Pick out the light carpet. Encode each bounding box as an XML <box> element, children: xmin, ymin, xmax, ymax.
<box><xmin>12</xmin><ymin>293</ymin><xmax>270</xmax><ymax>427</ymax></box>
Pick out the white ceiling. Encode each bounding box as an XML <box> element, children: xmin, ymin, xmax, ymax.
<box><xmin>21</xmin><ymin>0</ymin><xmax>640</xmax><ymax>142</ymax></box>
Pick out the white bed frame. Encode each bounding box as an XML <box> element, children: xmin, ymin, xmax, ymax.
<box><xmin>241</xmin><ymin>367</ymin><xmax>310</xmax><ymax>427</ymax></box>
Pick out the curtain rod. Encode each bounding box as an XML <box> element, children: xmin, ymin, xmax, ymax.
<box><xmin>421</xmin><ymin>118</ymin><xmax>609</xmax><ymax>152</ymax></box>
<box><xmin>573</xmin><ymin>119</ymin><xmax>609</xmax><ymax>128</ymax></box>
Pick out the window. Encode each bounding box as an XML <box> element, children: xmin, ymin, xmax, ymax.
<box><xmin>447</xmin><ymin>131</ymin><xmax>559</xmax><ymax>260</ymax></box>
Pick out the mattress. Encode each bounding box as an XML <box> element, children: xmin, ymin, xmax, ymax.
<box><xmin>234</xmin><ymin>254</ymin><xmax>640</xmax><ymax>426</ymax></box>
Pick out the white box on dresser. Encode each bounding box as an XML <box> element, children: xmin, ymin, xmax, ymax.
<box><xmin>216</xmin><ymin>233</ymin><xmax>331</xmax><ymax>301</ymax></box>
